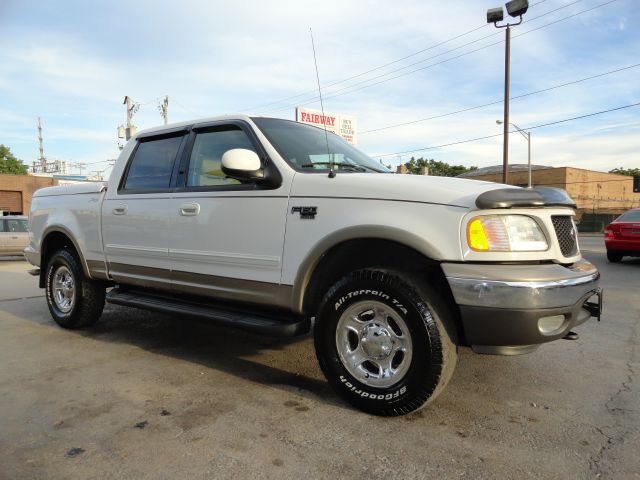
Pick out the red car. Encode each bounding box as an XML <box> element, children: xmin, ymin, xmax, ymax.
<box><xmin>604</xmin><ymin>208</ymin><xmax>640</xmax><ymax>262</ymax></box>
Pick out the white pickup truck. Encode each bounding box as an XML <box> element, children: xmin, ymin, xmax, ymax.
<box><xmin>26</xmin><ymin>115</ymin><xmax>602</xmax><ymax>416</ymax></box>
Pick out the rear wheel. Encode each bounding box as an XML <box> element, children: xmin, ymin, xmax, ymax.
<box><xmin>314</xmin><ymin>269</ymin><xmax>457</xmax><ymax>416</ymax></box>
<box><xmin>606</xmin><ymin>250</ymin><xmax>623</xmax><ymax>263</ymax></box>
<box><xmin>45</xmin><ymin>249</ymin><xmax>105</xmax><ymax>329</ymax></box>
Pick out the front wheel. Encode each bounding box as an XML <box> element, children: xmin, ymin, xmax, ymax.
<box><xmin>45</xmin><ymin>249</ymin><xmax>105</xmax><ymax>329</ymax></box>
<box><xmin>314</xmin><ymin>269</ymin><xmax>457</xmax><ymax>416</ymax></box>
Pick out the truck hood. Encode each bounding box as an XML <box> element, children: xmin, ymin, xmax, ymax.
<box><xmin>290</xmin><ymin>173</ymin><xmax>512</xmax><ymax>209</ymax></box>
<box><xmin>33</xmin><ymin>182</ymin><xmax>107</xmax><ymax>197</ymax></box>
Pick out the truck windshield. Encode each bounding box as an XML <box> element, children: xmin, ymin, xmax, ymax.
<box><xmin>252</xmin><ymin>117</ymin><xmax>389</xmax><ymax>173</ymax></box>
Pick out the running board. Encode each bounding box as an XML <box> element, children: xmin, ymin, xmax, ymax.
<box><xmin>105</xmin><ymin>289</ymin><xmax>310</xmax><ymax>337</ymax></box>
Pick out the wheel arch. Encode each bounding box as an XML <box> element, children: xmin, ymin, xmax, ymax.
<box><xmin>39</xmin><ymin>227</ymin><xmax>90</xmax><ymax>287</ymax></box>
<box><xmin>292</xmin><ymin>227</ymin><xmax>463</xmax><ymax>341</ymax></box>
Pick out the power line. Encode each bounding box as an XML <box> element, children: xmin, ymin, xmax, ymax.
<box><xmin>361</xmin><ymin>62</ymin><xmax>640</xmax><ymax>134</ymax></box>
<box><xmin>243</xmin><ymin>24</ymin><xmax>491</xmax><ymax>113</ymax></box>
<box><xmin>244</xmin><ymin>0</ymin><xmax>557</xmax><ymax>113</ymax></box>
<box><xmin>376</xmin><ymin>101</ymin><xmax>640</xmax><ymax>157</ymax></box>
<box><xmin>261</xmin><ymin>0</ymin><xmax>617</xmax><ymax>115</ymax></box>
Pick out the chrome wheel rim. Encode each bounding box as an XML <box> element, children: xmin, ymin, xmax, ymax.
<box><xmin>335</xmin><ymin>300</ymin><xmax>412</xmax><ymax>389</ymax></box>
<box><xmin>52</xmin><ymin>265</ymin><xmax>75</xmax><ymax>313</ymax></box>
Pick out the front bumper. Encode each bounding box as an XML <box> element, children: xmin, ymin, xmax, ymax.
<box><xmin>442</xmin><ymin>259</ymin><xmax>602</xmax><ymax>354</ymax></box>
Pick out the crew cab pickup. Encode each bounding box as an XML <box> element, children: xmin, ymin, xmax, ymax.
<box><xmin>26</xmin><ymin>115</ymin><xmax>602</xmax><ymax>416</ymax></box>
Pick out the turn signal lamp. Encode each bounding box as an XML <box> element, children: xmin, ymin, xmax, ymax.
<box><xmin>468</xmin><ymin>219</ymin><xmax>490</xmax><ymax>251</ymax></box>
<box><xmin>467</xmin><ymin>215</ymin><xmax>548</xmax><ymax>252</ymax></box>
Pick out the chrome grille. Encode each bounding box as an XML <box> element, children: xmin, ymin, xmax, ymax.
<box><xmin>552</xmin><ymin>216</ymin><xmax>578</xmax><ymax>257</ymax></box>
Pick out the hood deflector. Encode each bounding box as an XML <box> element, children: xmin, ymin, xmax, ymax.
<box><xmin>475</xmin><ymin>187</ymin><xmax>577</xmax><ymax>209</ymax></box>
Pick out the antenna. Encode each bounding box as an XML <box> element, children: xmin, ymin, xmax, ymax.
<box><xmin>37</xmin><ymin>117</ymin><xmax>46</xmax><ymax>169</ymax></box>
<box><xmin>309</xmin><ymin>27</ymin><xmax>335</xmax><ymax>178</ymax></box>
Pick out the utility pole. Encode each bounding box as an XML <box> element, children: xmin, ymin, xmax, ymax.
<box><xmin>122</xmin><ymin>96</ymin><xmax>138</xmax><ymax>140</ymax></box>
<box><xmin>124</xmin><ymin>96</ymin><xmax>133</xmax><ymax>128</ymax></box>
<box><xmin>158</xmin><ymin>95</ymin><xmax>169</xmax><ymax>125</ymax></box>
<box><xmin>74</xmin><ymin>162</ymin><xmax>87</xmax><ymax>176</ymax></box>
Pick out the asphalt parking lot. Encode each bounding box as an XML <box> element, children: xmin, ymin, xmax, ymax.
<box><xmin>0</xmin><ymin>236</ymin><xmax>638</xmax><ymax>480</ymax></box>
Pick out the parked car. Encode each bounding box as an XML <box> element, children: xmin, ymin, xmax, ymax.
<box><xmin>0</xmin><ymin>215</ymin><xmax>29</xmax><ymax>256</ymax></box>
<box><xmin>25</xmin><ymin>116</ymin><xmax>602</xmax><ymax>416</ymax></box>
<box><xmin>604</xmin><ymin>208</ymin><xmax>640</xmax><ymax>262</ymax></box>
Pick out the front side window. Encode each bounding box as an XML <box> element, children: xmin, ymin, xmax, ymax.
<box><xmin>0</xmin><ymin>220</ymin><xmax>5</xmax><ymax>232</ymax></box>
<box><xmin>7</xmin><ymin>219</ymin><xmax>27</xmax><ymax>232</ymax></box>
<box><xmin>252</xmin><ymin>117</ymin><xmax>389</xmax><ymax>173</ymax></box>
<box><xmin>186</xmin><ymin>127</ymin><xmax>257</xmax><ymax>188</ymax></box>
<box><xmin>123</xmin><ymin>135</ymin><xmax>184</xmax><ymax>191</ymax></box>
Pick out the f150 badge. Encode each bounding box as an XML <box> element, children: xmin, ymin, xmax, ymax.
<box><xmin>291</xmin><ymin>206</ymin><xmax>317</xmax><ymax>219</ymax></box>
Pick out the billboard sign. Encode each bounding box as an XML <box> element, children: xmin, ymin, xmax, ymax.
<box><xmin>296</xmin><ymin>107</ymin><xmax>357</xmax><ymax>145</ymax></box>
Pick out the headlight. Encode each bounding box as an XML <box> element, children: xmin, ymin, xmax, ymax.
<box><xmin>467</xmin><ymin>215</ymin><xmax>548</xmax><ymax>252</ymax></box>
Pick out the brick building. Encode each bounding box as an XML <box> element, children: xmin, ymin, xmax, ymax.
<box><xmin>459</xmin><ymin>165</ymin><xmax>640</xmax><ymax>216</ymax></box>
<box><xmin>0</xmin><ymin>174</ymin><xmax>58</xmax><ymax>215</ymax></box>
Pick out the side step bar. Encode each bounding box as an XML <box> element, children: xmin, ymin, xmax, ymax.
<box><xmin>106</xmin><ymin>289</ymin><xmax>310</xmax><ymax>337</ymax></box>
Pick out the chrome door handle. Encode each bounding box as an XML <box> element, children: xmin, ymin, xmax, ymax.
<box><xmin>112</xmin><ymin>204</ymin><xmax>128</xmax><ymax>215</ymax></box>
<box><xmin>180</xmin><ymin>202</ymin><xmax>200</xmax><ymax>216</ymax></box>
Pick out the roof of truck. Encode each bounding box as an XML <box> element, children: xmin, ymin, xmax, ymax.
<box><xmin>134</xmin><ymin>114</ymin><xmax>256</xmax><ymax>138</ymax></box>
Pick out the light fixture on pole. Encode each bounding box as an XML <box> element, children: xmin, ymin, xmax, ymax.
<box><xmin>497</xmin><ymin>120</ymin><xmax>532</xmax><ymax>188</ymax></box>
<box><xmin>487</xmin><ymin>0</ymin><xmax>529</xmax><ymax>185</ymax></box>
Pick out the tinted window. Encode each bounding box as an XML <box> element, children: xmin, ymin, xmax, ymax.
<box><xmin>616</xmin><ymin>210</ymin><xmax>640</xmax><ymax>222</ymax></box>
<box><xmin>186</xmin><ymin>127</ymin><xmax>256</xmax><ymax>187</ymax></box>
<box><xmin>123</xmin><ymin>136</ymin><xmax>183</xmax><ymax>191</ymax></box>
<box><xmin>7</xmin><ymin>219</ymin><xmax>28</xmax><ymax>232</ymax></box>
<box><xmin>0</xmin><ymin>220</ymin><xmax>5</xmax><ymax>232</ymax></box>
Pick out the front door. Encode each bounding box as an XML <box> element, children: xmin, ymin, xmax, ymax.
<box><xmin>167</xmin><ymin>122</ymin><xmax>290</xmax><ymax>307</ymax></box>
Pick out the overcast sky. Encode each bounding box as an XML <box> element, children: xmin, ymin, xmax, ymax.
<box><xmin>0</xmin><ymin>0</ymin><xmax>638</xmax><ymax>177</ymax></box>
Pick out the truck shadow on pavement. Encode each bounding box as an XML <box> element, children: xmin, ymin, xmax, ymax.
<box><xmin>63</xmin><ymin>303</ymin><xmax>535</xmax><ymax>418</ymax></box>
<box><xmin>79</xmin><ymin>304</ymin><xmax>345</xmax><ymax>408</ymax></box>
<box><xmin>5</xmin><ymin>293</ymin><xmax>588</xmax><ymax>419</ymax></box>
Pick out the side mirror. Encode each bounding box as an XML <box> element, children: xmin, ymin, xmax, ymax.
<box><xmin>221</xmin><ymin>149</ymin><xmax>264</xmax><ymax>181</ymax></box>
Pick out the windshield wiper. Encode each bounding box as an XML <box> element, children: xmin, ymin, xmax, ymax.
<box><xmin>301</xmin><ymin>162</ymin><xmax>368</xmax><ymax>172</ymax></box>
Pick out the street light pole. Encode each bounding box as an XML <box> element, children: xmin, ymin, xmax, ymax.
<box><xmin>502</xmin><ymin>25</ymin><xmax>511</xmax><ymax>185</ymax></box>
<box><xmin>487</xmin><ymin>0</ymin><xmax>529</xmax><ymax>185</ymax></box>
<box><xmin>527</xmin><ymin>128</ymin><xmax>531</xmax><ymax>188</ymax></box>
<box><xmin>497</xmin><ymin>120</ymin><xmax>531</xmax><ymax>188</ymax></box>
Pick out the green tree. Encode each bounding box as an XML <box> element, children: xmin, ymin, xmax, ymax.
<box><xmin>609</xmin><ymin>167</ymin><xmax>640</xmax><ymax>177</ymax></box>
<box><xmin>0</xmin><ymin>145</ymin><xmax>28</xmax><ymax>175</ymax></box>
<box><xmin>404</xmin><ymin>157</ymin><xmax>477</xmax><ymax>177</ymax></box>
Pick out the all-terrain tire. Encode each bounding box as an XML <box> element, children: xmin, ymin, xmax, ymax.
<box><xmin>314</xmin><ymin>269</ymin><xmax>457</xmax><ymax>416</ymax></box>
<box><xmin>45</xmin><ymin>248</ymin><xmax>105</xmax><ymax>329</ymax></box>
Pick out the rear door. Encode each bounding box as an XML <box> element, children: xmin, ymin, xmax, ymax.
<box><xmin>102</xmin><ymin>130</ymin><xmax>188</xmax><ymax>290</ymax></box>
<box><xmin>166</xmin><ymin>121</ymin><xmax>290</xmax><ymax>306</ymax></box>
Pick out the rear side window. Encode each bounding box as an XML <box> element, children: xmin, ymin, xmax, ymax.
<box><xmin>0</xmin><ymin>220</ymin><xmax>5</xmax><ymax>232</ymax></box>
<box><xmin>123</xmin><ymin>136</ymin><xmax>183</xmax><ymax>191</ymax></box>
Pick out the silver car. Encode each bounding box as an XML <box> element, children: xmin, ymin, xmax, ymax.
<box><xmin>0</xmin><ymin>215</ymin><xmax>29</xmax><ymax>256</ymax></box>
